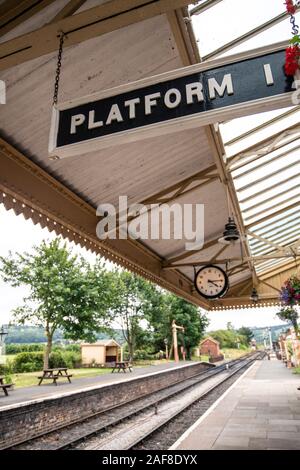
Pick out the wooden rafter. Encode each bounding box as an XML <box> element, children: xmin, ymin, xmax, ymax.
<box><xmin>163</xmin><ymin>254</ymin><xmax>300</xmax><ymax>269</ymax></box>
<box><xmin>209</xmin><ymin>244</ymin><xmax>228</xmax><ymax>263</ymax></box>
<box><xmin>101</xmin><ymin>164</ymin><xmax>219</xmax><ymax>239</ymax></box>
<box><xmin>0</xmin><ymin>0</ymin><xmax>57</xmax><ymax>38</ymax></box>
<box><xmin>163</xmin><ymin>237</ymin><xmax>220</xmax><ymax>266</ymax></box>
<box><xmin>0</xmin><ymin>0</ymin><xmax>193</xmax><ymax>71</ymax></box>
<box><xmin>141</xmin><ymin>165</ymin><xmax>218</xmax><ymax>205</ymax></box>
<box><xmin>258</xmin><ymin>278</ymin><xmax>281</xmax><ymax>294</ymax></box>
<box><xmin>49</xmin><ymin>0</ymin><xmax>87</xmax><ymax>23</ymax></box>
<box><xmin>247</xmin><ymin>229</ymin><xmax>284</xmax><ymax>251</ymax></box>
<box><xmin>227</xmin><ymin>122</ymin><xmax>300</xmax><ymax>168</ymax></box>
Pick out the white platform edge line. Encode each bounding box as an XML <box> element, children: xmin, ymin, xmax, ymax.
<box><xmin>169</xmin><ymin>360</ymin><xmax>258</xmax><ymax>450</ymax></box>
<box><xmin>0</xmin><ymin>361</ymin><xmax>210</xmax><ymax>412</ymax></box>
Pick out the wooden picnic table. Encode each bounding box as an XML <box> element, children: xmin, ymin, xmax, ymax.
<box><xmin>37</xmin><ymin>367</ymin><xmax>72</xmax><ymax>386</ymax></box>
<box><xmin>0</xmin><ymin>376</ymin><xmax>13</xmax><ymax>396</ymax></box>
<box><xmin>111</xmin><ymin>361</ymin><xmax>133</xmax><ymax>373</ymax></box>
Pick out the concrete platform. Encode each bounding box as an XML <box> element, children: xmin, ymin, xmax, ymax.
<box><xmin>0</xmin><ymin>361</ymin><xmax>192</xmax><ymax>410</ymax></box>
<box><xmin>173</xmin><ymin>359</ymin><xmax>300</xmax><ymax>450</ymax></box>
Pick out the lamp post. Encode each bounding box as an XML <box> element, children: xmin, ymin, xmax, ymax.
<box><xmin>164</xmin><ymin>338</ymin><xmax>169</xmax><ymax>360</ymax></box>
<box><xmin>268</xmin><ymin>327</ymin><xmax>273</xmax><ymax>350</ymax></box>
<box><xmin>0</xmin><ymin>325</ymin><xmax>8</xmax><ymax>360</ymax></box>
<box><xmin>172</xmin><ymin>320</ymin><xmax>184</xmax><ymax>363</ymax></box>
<box><xmin>0</xmin><ymin>326</ymin><xmax>8</xmax><ymax>343</ymax></box>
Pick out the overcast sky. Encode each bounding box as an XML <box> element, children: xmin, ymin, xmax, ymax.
<box><xmin>0</xmin><ymin>205</ymin><xmax>287</xmax><ymax>330</ymax></box>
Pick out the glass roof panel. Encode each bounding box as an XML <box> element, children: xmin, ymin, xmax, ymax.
<box><xmin>191</xmin><ymin>0</ymin><xmax>286</xmax><ymax>58</ymax></box>
<box><xmin>191</xmin><ymin>0</ymin><xmax>300</xmax><ymax>277</ymax></box>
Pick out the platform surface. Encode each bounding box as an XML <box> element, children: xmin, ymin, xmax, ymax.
<box><xmin>173</xmin><ymin>359</ymin><xmax>300</xmax><ymax>450</ymax></box>
<box><xmin>0</xmin><ymin>361</ymin><xmax>193</xmax><ymax>410</ymax></box>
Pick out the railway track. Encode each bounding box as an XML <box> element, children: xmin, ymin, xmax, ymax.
<box><xmin>6</xmin><ymin>351</ymin><xmax>264</xmax><ymax>451</ymax></box>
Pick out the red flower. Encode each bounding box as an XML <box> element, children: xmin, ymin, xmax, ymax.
<box><xmin>285</xmin><ymin>45</ymin><xmax>300</xmax><ymax>75</ymax></box>
<box><xmin>285</xmin><ymin>0</ymin><xmax>296</xmax><ymax>14</ymax></box>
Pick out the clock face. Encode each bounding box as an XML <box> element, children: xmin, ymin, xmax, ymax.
<box><xmin>195</xmin><ymin>265</ymin><xmax>229</xmax><ymax>299</ymax></box>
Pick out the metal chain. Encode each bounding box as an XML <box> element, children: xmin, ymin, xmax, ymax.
<box><xmin>290</xmin><ymin>13</ymin><xmax>299</xmax><ymax>36</ymax></box>
<box><xmin>288</xmin><ymin>1</ymin><xmax>300</xmax><ymax>37</ymax></box>
<box><xmin>53</xmin><ymin>32</ymin><xmax>65</xmax><ymax>105</ymax></box>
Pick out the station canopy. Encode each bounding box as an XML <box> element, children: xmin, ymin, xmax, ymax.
<box><xmin>0</xmin><ymin>0</ymin><xmax>299</xmax><ymax>311</ymax></box>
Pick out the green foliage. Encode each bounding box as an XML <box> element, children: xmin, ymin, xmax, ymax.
<box><xmin>0</xmin><ymin>239</ymin><xmax>115</xmax><ymax>367</ymax></box>
<box><xmin>1</xmin><ymin>239</ymin><xmax>211</xmax><ymax>366</ymax></box>
<box><xmin>5</xmin><ymin>343</ymin><xmax>44</xmax><ymax>354</ymax></box>
<box><xmin>209</xmin><ymin>329</ymin><xmax>248</xmax><ymax>349</ymax></box>
<box><xmin>5</xmin><ymin>325</ymin><xmax>64</xmax><ymax>344</ymax></box>
<box><xmin>133</xmin><ymin>349</ymin><xmax>154</xmax><ymax>360</ymax></box>
<box><xmin>110</xmin><ymin>271</ymin><xmax>152</xmax><ymax>359</ymax></box>
<box><xmin>12</xmin><ymin>349</ymin><xmax>81</xmax><ymax>372</ymax></box>
<box><xmin>237</xmin><ymin>327</ymin><xmax>254</xmax><ymax>344</ymax></box>
<box><xmin>276</xmin><ymin>307</ymin><xmax>298</xmax><ymax>332</ymax></box>
<box><xmin>49</xmin><ymin>350</ymin><xmax>81</xmax><ymax>368</ymax></box>
<box><xmin>168</xmin><ymin>296</ymin><xmax>209</xmax><ymax>358</ymax></box>
<box><xmin>13</xmin><ymin>352</ymin><xmax>44</xmax><ymax>373</ymax></box>
<box><xmin>143</xmin><ymin>286</ymin><xmax>209</xmax><ymax>359</ymax></box>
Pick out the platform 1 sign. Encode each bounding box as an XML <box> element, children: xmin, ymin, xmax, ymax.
<box><xmin>49</xmin><ymin>44</ymin><xmax>294</xmax><ymax>158</ymax></box>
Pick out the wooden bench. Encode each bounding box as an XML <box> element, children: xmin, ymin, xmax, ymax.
<box><xmin>111</xmin><ymin>361</ymin><xmax>133</xmax><ymax>373</ymax></box>
<box><xmin>0</xmin><ymin>376</ymin><xmax>13</xmax><ymax>396</ymax></box>
<box><xmin>37</xmin><ymin>368</ymin><xmax>72</xmax><ymax>385</ymax></box>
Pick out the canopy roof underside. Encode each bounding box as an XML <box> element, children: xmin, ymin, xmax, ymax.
<box><xmin>0</xmin><ymin>0</ymin><xmax>299</xmax><ymax>310</ymax></box>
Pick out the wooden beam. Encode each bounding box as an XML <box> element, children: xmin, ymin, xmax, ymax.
<box><xmin>163</xmin><ymin>237</ymin><xmax>220</xmax><ymax>266</ymax></box>
<box><xmin>258</xmin><ymin>278</ymin><xmax>281</xmax><ymax>294</ymax></box>
<box><xmin>0</xmin><ymin>0</ymin><xmax>193</xmax><ymax>70</ymax></box>
<box><xmin>209</xmin><ymin>244</ymin><xmax>228</xmax><ymax>263</ymax></box>
<box><xmin>142</xmin><ymin>165</ymin><xmax>218</xmax><ymax>204</ymax></box>
<box><xmin>237</xmin><ymin>279</ymin><xmax>252</xmax><ymax>296</ymax></box>
<box><xmin>49</xmin><ymin>0</ymin><xmax>87</xmax><ymax>23</ymax></box>
<box><xmin>166</xmin><ymin>9</ymin><xmax>191</xmax><ymax>66</ymax></box>
<box><xmin>247</xmin><ymin>229</ymin><xmax>284</xmax><ymax>251</ymax></box>
<box><xmin>164</xmin><ymin>254</ymin><xmax>299</xmax><ymax>268</ymax></box>
<box><xmin>0</xmin><ymin>0</ymin><xmax>57</xmax><ymax>38</ymax></box>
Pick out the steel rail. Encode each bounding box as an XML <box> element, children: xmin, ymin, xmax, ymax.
<box><xmin>129</xmin><ymin>352</ymin><xmax>263</xmax><ymax>450</ymax></box>
<box><xmin>5</xmin><ymin>352</ymin><xmax>262</xmax><ymax>451</ymax></box>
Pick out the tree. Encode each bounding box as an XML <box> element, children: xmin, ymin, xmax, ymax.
<box><xmin>111</xmin><ymin>271</ymin><xmax>149</xmax><ymax>360</ymax></box>
<box><xmin>168</xmin><ymin>296</ymin><xmax>209</xmax><ymax>359</ymax></box>
<box><xmin>237</xmin><ymin>326</ymin><xmax>254</xmax><ymax>344</ymax></box>
<box><xmin>276</xmin><ymin>307</ymin><xmax>299</xmax><ymax>333</ymax></box>
<box><xmin>0</xmin><ymin>239</ymin><xmax>114</xmax><ymax>368</ymax></box>
<box><xmin>144</xmin><ymin>289</ymin><xmax>209</xmax><ymax>359</ymax></box>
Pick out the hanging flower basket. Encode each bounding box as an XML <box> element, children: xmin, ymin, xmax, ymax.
<box><xmin>284</xmin><ymin>1</ymin><xmax>300</xmax><ymax>76</ymax></box>
<box><xmin>279</xmin><ymin>275</ymin><xmax>300</xmax><ymax>305</ymax></box>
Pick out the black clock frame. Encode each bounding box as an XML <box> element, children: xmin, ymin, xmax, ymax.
<box><xmin>194</xmin><ymin>264</ymin><xmax>229</xmax><ymax>300</ymax></box>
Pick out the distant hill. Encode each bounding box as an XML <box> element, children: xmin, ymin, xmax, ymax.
<box><xmin>2</xmin><ymin>324</ymin><xmax>125</xmax><ymax>345</ymax></box>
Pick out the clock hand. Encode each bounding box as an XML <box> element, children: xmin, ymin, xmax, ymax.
<box><xmin>208</xmin><ymin>280</ymin><xmax>219</xmax><ymax>287</ymax></box>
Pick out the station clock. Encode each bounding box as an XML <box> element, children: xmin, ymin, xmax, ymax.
<box><xmin>194</xmin><ymin>265</ymin><xmax>229</xmax><ymax>300</ymax></box>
